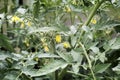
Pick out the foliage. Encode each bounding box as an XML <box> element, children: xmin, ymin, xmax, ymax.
<box><xmin>0</xmin><ymin>0</ymin><xmax>120</xmax><ymax>80</ymax></box>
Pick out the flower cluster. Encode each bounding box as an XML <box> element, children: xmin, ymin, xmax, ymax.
<box><xmin>11</xmin><ymin>16</ymin><xmax>21</xmax><ymax>22</ymax></box>
<box><xmin>55</xmin><ymin>34</ymin><xmax>71</xmax><ymax>49</ymax></box>
<box><xmin>11</xmin><ymin>15</ymin><xmax>32</xmax><ymax>28</ymax></box>
<box><xmin>41</xmin><ymin>38</ymin><xmax>49</xmax><ymax>52</ymax></box>
<box><xmin>24</xmin><ymin>38</ymin><xmax>30</xmax><ymax>47</ymax></box>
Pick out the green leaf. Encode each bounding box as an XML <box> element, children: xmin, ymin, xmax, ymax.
<box><xmin>90</xmin><ymin>46</ymin><xmax>100</xmax><ymax>54</ymax></box>
<box><xmin>20</xmin><ymin>73</ymin><xmax>32</xmax><ymax>80</ymax></box>
<box><xmin>71</xmin><ymin>36</ymin><xmax>77</xmax><ymax>47</ymax></box>
<box><xmin>0</xmin><ymin>8</ymin><xmax>5</xmax><ymax>13</ymax></box>
<box><xmin>57</xmin><ymin>51</ymin><xmax>73</xmax><ymax>63</ymax></box>
<box><xmin>0</xmin><ymin>34</ymin><xmax>13</xmax><ymax>51</ymax></box>
<box><xmin>25</xmin><ymin>60</ymin><xmax>37</xmax><ymax>66</ymax></box>
<box><xmin>82</xmin><ymin>26</ymin><xmax>90</xmax><ymax>32</ymax></box>
<box><xmin>98</xmin><ymin>52</ymin><xmax>107</xmax><ymax>63</ymax></box>
<box><xmin>3</xmin><ymin>70</ymin><xmax>21</xmax><ymax>80</ymax></box>
<box><xmin>56</xmin><ymin>24</ymin><xmax>70</xmax><ymax>32</ymax></box>
<box><xmin>22</xmin><ymin>60</ymin><xmax>68</xmax><ymax>77</ymax></box>
<box><xmin>87</xmin><ymin>32</ymin><xmax>93</xmax><ymax>40</ymax></box>
<box><xmin>112</xmin><ymin>64</ymin><xmax>120</xmax><ymax>74</ymax></box>
<box><xmin>17</xmin><ymin>7</ymin><xmax>26</xmax><ymax>14</ymax></box>
<box><xmin>103</xmin><ymin>37</ymin><xmax>120</xmax><ymax>50</ymax></box>
<box><xmin>95</xmin><ymin>19</ymin><xmax>120</xmax><ymax>30</ymax></box>
<box><xmin>106</xmin><ymin>6</ymin><xmax>120</xmax><ymax>20</ymax></box>
<box><xmin>72</xmin><ymin>63</ymin><xmax>80</xmax><ymax>73</ymax></box>
<box><xmin>111</xmin><ymin>37</ymin><xmax>120</xmax><ymax>49</ymax></box>
<box><xmin>33</xmin><ymin>0</ymin><xmax>40</xmax><ymax>18</ymax></box>
<box><xmin>36</xmin><ymin>53</ymin><xmax>60</xmax><ymax>58</ymax></box>
<box><xmin>71</xmin><ymin>50</ymin><xmax>83</xmax><ymax>63</ymax></box>
<box><xmin>94</xmin><ymin>63</ymin><xmax>111</xmax><ymax>73</ymax></box>
<box><xmin>28</xmin><ymin>27</ymin><xmax>59</xmax><ymax>34</ymax></box>
<box><xmin>109</xmin><ymin>38</ymin><xmax>116</xmax><ymax>46</ymax></box>
<box><xmin>0</xmin><ymin>52</ymin><xmax>11</xmax><ymax>60</ymax></box>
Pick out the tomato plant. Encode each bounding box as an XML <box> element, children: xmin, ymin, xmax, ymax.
<box><xmin>1</xmin><ymin>0</ymin><xmax>120</xmax><ymax>80</ymax></box>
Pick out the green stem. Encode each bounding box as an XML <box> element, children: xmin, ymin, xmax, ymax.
<box><xmin>74</xmin><ymin>0</ymin><xmax>106</xmax><ymax>49</ymax></box>
<box><xmin>15</xmin><ymin>71</ymin><xmax>22</xmax><ymax>80</ymax></box>
<box><xmin>58</xmin><ymin>65</ymin><xmax>69</xmax><ymax>80</ymax></box>
<box><xmin>79</xmin><ymin>42</ymin><xmax>96</xmax><ymax>80</ymax></box>
<box><xmin>67</xmin><ymin>71</ymin><xmax>88</xmax><ymax>78</ymax></box>
<box><xmin>3</xmin><ymin>0</ymin><xmax>8</xmax><ymax>35</ymax></box>
<box><xmin>83</xmin><ymin>0</ymin><xmax>105</xmax><ymax>26</ymax></box>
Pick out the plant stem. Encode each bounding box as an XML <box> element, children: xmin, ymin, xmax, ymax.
<box><xmin>80</xmin><ymin>0</ymin><xmax>105</xmax><ymax>39</ymax></box>
<box><xmin>83</xmin><ymin>0</ymin><xmax>105</xmax><ymax>26</ymax></box>
<box><xmin>74</xmin><ymin>0</ymin><xmax>106</xmax><ymax>49</ymax></box>
<box><xmin>15</xmin><ymin>71</ymin><xmax>22</xmax><ymax>80</ymax></box>
<box><xmin>58</xmin><ymin>65</ymin><xmax>69</xmax><ymax>80</ymax></box>
<box><xmin>3</xmin><ymin>0</ymin><xmax>8</xmax><ymax>35</ymax></box>
<box><xmin>79</xmin><ymin>42</ymin><xmax>96</xmax><ymax>80</ymax></box>
<box><xmin>67</xmin><ymin>71</ymin><xmax>88</xmax><ymax>78</ymax></box>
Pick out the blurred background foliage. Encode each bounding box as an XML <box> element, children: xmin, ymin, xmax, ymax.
<box><xmin>0</xmin><ymin>0</ymin><xmax>120</xmax><ymax>80</ymax></box>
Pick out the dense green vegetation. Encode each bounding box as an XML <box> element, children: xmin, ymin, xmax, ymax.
<box><xmin>1</xmin><ymin>0</ymin><xmax>120</xmax><ymax>80</ymax></box>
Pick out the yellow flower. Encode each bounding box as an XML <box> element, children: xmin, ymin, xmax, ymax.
<box><xmin>91</xmin><ymin>19</ymin><xmax>97</xmax><ymax>24</ymax></box>
<box><xmin>105</xmin><ymin>29</ymin><xmax>112</xmax><ymax>34</ymax></box>
<box><xmin>11</xmin><ymin>15</ymin><xmax>21</xmax><ymax>22</ymax></box>
<box><xmin>41</xmin><ymin>38</ymin><xmax>46</xmax><ymax>43</ymax></box>
<box><xmin>65</xmin><ymin>5</ymin><xmax>71</xmax><ymax>13</ymax></box>
<box><xmin>20</xmin><ymin>22</ymin><xmax>25</xmax><ymax>28</ymax></box>
<box><xmin>72</xmin><ymin>0</ymin><xmax>77</xmax><ymax>5</ymax></box>
<box><xmin>63</xmin><ymin>42</ymin><xmax>71</xmax><ymax>48</ymax></box>
<box><xmin>27</xmin><ymin>21</ymin><xmax>31</xmax><ymax>27</ymax></box>
<box><xmin>26</xmin><ymin>43</ymin><xmax>30</xmax><ymax>47</ymax></box>
<box><xmin>55</xmin><ymin>34</ymin><xmax>61</xmax><ymax>43</ymax></box>
<box><xmin>24</xmin><ymin>38</ymin><xmax>29</xmax><ymax>47</ymax></box>
<box><xmin>44</xmin><ymin>46</ymin><xmax>49</xmax><ymax>52</ymax></box>
<box><xmin>34</xmin><ymin>57</ymin><xmax>39</xmax><ymax>61</ymax></box>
